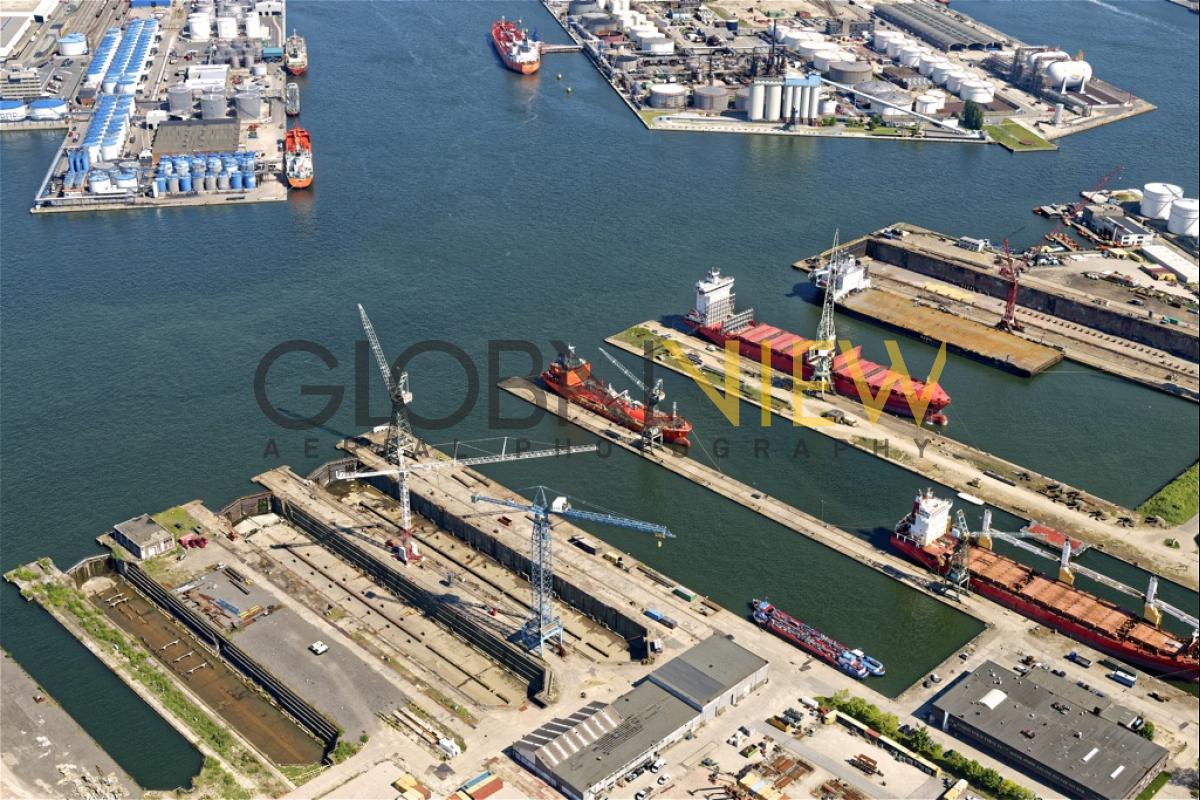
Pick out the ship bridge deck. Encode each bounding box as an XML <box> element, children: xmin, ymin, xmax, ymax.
<box><xmin>969</xmin><ymin>548</ymin><xmax>1186</xmax><ymax>656</ymax></box>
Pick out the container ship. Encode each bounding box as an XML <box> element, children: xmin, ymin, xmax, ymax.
<box><xmin>541</xmin><ymin>346</ymin><xmax>692</xmax><ymax>445</ymax></box>
<box><xmin>284</xmin><ymin>128</ymin><xmax>313</xmax><ymax>189</ymax></box>
<box><xmin>684</xmin><ymin>268</ymin><xmax>951</xmax><ymax>426</ymax></box>
<box><xmin>893</xmin><ymin>490</ymin><xmax>1199</xmax><ymax>681</ymax></box>
<box><xmin>284</xmin><ymin>31</ymin><xmax>308</xmax><ymax>75</ymax></box>
<box><xmin>491</xmin><ymin>19</ymin><xmax>540</xmax><ymax>75</ymax></box>
<box><xmin>751</xmin><ymin>599</ymin><xmax>882</xmax><ymax>679</ymax></box>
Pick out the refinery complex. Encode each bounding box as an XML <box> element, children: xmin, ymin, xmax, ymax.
<box><xmin>2</xmin><ymin>1</ymin><xmax>1199</xmax><ymax>800</ymax></box>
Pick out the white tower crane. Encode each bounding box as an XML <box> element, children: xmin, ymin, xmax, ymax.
<box><xmin>337</xmin><ymin>439</ymin><xmax>597</xmax><ymax>563</ymax></box>
<box><xmin>470</xmin><ymin>487</ymin><xmax>673</xmax><ymax>653</ymax></box>
<box><xmin>358</xmin><ymin>303</ymin><xmax>413</xmax><ymax>466</ymax></box>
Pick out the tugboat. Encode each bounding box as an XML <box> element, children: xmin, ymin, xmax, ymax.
<box><xmin>284</xmin><ymin>127</ymin><xmax>313</xmax><ymax>189</ymax></box>
<box><xmin>284</xmin><ymin>31</ymin><xmax>308</xmax><ymax>75</ymax></box>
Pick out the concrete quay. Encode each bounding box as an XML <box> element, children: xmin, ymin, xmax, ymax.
<box><xmin>607</xmin><ymin>321</ymin><xmax>1199</xmax><ymax>591</ymax></box>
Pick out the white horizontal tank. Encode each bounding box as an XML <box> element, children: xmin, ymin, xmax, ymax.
<box><xmin>1045</xmin><ymin>60</ymin><xmax>1092</xmax><ymax>92</ymax></box>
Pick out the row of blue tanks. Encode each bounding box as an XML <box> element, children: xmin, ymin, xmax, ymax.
<box><xmin>152</xmin><ymin>150</ymin><xmax>259</xmax><ymax>195</ymax></box>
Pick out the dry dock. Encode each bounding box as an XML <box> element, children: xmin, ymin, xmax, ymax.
<box><xmin>793</xmin><ymin>266</ymin><xmax>1063</xmax><ymax>376</ymax></box>
<box><xmin>605</xmin><ymin>322</ymin><xmax>1200</xmax><ymax>591</ymax></box>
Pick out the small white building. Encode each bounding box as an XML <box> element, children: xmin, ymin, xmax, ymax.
<box><xmin>112</xmin><ymin>514</ymin><xmax>174</xmax><ymax>560</ymax></box>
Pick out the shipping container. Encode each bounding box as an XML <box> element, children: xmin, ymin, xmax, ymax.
<box><xmin>672</xmin><ymin>586</ymin><xmax>697</xmax><ymax>602</ymax></box>
<box><xmin>468</xmin><ymin>777</ymin><xmax>504</xmax><ymax>800</ymax></box>
<box><xmin>1109</xmin><ymin>670</ymin><xmax>1137</xmax><ymax>687</ymax></box>
<box><xmin>461</xmin><ymin>771</ymin><xmax>492</xmax><ymax>791</ymax></box>
<box><xmin>644</xmin><ymin>608</ymin><xmax>664</xmax><ymax>622</ymax></box>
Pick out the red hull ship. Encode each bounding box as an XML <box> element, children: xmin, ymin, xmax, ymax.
<box><xmin>541</xmin><ymin>347</ymin><xmax>692</xmax><ymax>446</ymax></box>
<box><xmin>491</xmin><ymin>19</ymin><xmax>540</xmax><ymax>75</ymax></box>
<box><xmin>684</xmin><ymin>269</ymin><xmax>950</xmax><ymax>425</ymax></box>
<box><xmin>893</xmin><ymin>490</ymin><xmax>1199</xmax><ymax>681</ymax></box>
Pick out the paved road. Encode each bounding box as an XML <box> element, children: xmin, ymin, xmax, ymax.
<box><xmin>1</xmin><ymin>653</ymin><xmax>141</xmax><ymax>800</ymax></box>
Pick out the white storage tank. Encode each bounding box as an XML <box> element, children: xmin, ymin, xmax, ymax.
<box><xmin>1166</xmin><ymin>198</ymin><xmax>1199</xmax><ymax>237</ymax></box>
<box><xmin>944</xmin><ymin>71</ymin><xmax>971</xmax><ymax>94</ymax></box>
<box><xmin>797</xmin><ymin>41</ymin><xmax>829</xmax><ymax>59</ymax></box>
<box><xmin>898</xmin><ymin>46</ymin><xmax>926</xmax><ymax>68</ymax></box>
<box><xmin>812</xmin><ymin>49</ymin><xmax>846</xmax><ymax>73</ymax></box>
<box><xmin>188</xmin><ymin>12</ymin><xmax>211</xmax><ymax>41</ymax></box>
<box><xmin>200</xmin><ymin>92</ymin><xmax>226</xmax><ymax>119</ymax></box>
<box><xmin>234</xmin><ymin>89</ymin><xmax>262</xmax><ymax>118</ymax></box>
<box><xmin>734</xmin><ymin>87</ymin><xmax>750</xmax><ymax>112</ymax></box>
<box><xmin>931</xmin><ymin>62</ymin><xmax>957</xmax><ymax>85</ymax></box>
<box><xmin>88</xmin><ymin>171</ymin><xmax>113</xmax><ymax>194</ymax></box>
<box><xmin>647</xmin><ymin>83</ymin><xmax>686</xmax><ymax>109</ymax></box>
<box><xmin>819</xmin><ymin>97</ymin><xmax>838</xmax><ymax>116</ymax></box>
<box><xmin>215</xmin><ymin>15</ymin><xmax>238</xmax><ymax>39</ymax></box>
<box><xmin>693</xmin><ymin>84</ymin><xmax>728</xmax><ymax>113</ymax></box>
<box><xmin>28</xmin><ymin>98</ymin><xmax>68</xmax><ymax>120</ymax></box>
<box><xmin>1141</xmin><ymin>183</ymin><xmax>1184</xmax><ymax>220</ymax></box>
<box><xmin>58</xmin><ymin>33</ymin><xmax>88</xmax><ymax>57</ymax></box>
<box><xmin>886</xmin><ymin>37</ymin><xmax>910</xmax><ymax>59</ymax></box>
<box><xmin>1045</xmin><ymin>60</ymin><xmax>1092</xmax><ymax>92</ymax></box>
<box><xmin>959</xmin><ymin>80</ymin><xmax>994</xmax><ymax>104</ymax></box>
<box><xmin>0</xmin><ymin>99</ymin><xmax>29</xmax><ymax>121</ymax></box>
<box><xmin>168</xmin><ymin>84</ymin><xmax>193</xmax><ymax>115</ymax></box>
<box><xmin>918</xmin><ymin>53</ymin><xmax>942</xmax><ymax>76</ymax></box>
<box><xmin>873</xmin><ymin>30</ymin><xmax>903</xmax><ymax>52</ymax></box>
<box><xmin>244</xmin><ymin>13</ymin><xmax>262</xmax><ymax>39</ymax></box>
<box><xmin>748</xmin><ymin>82</ymin><xmax>765</xmax><ymax>121</ymax></box>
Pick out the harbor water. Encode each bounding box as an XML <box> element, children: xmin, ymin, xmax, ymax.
<box><xmin>1</xmin><ymin>0</ymin><xmax>1197</xmax><ymax>788</ymax></box>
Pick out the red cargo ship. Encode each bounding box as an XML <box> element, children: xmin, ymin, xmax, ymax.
<box><xmin>751</xmin><ymin>599</ymin><xmax>870</xmax><ymax>679</ymax></box>
<box><xmin>683</xmin><ymin>269</ymin><xmax>950</xmax><ymax>425</ymax></box>
<box><xmin>541</xmin><ymin>346</ymin><xmax>692</xmax><ymax>446</ymax></box>
<box><xmin>893</xmin><ymin>490</ymin><xmax>1199</xmax><ymax>681</ymax></box>
<box><xmin>491</xmin><ymin>19</ymin><xmax>540</xmax><ymax>75</ymax></box>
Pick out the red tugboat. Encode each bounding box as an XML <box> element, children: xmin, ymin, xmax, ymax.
<box><xmin>541</xmin><ymin>346</ymin><xmax>692</xmax><ymax>446</ymax></box>
<box><xmin>893</xmin><ymin>490</ymin><xmax>1199</xmax><ymax>681</ymax></box>
<box><xmin>684</xmin><ymin>268</ymin><xmax>951</xmax><ymax>426</ymax></box>
<box><xmin>491</xmin><ymin>18</ymin><xmax>540</xmax><ymax>75</ymax></box>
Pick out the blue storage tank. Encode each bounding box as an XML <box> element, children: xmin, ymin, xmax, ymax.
<box><xmin>243</xmin><ymin>171</ymin><xmax>257</xmax><ymax>189</ymax></box>
<box><xmin>174</xmin><ymin>156</ymin><xmax>190</xmax><ymax>174</ymax></box>
<box><xmin>179</xmin><ymin>174</ymin><xmax>192</xmax><ymax>192</ymax></box>
<box><xmin>191</xmin><ymin>156</ymin><xmax>205</xmax><ymax>172</ymax></box>
<box><xmin>206</xmin><ymin>154</ymin><xmax>220</xmax><ymax>172</ymax></box>
<box><xmin>230</xmin><ymin>171</ymin><xmax>243</xmax><ymax>190</ymax></box>
<box><xmin>154</xmin><ymin>176</ymin><xmax>167</xmax><ymax>194</ymax></box>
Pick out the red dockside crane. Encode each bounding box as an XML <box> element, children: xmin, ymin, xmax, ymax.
<box><xmin>997</xmin><ymin>238</ymin><xmax>1024</xmax><ymax>333</ymax></box>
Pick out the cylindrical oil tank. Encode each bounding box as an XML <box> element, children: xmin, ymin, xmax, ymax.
<box><xmin>215</xmin><ymin>15</ymin><xmax>237</xmax><ymax>39</ymax></box>
<box><xmin>898</xmin><ymin>46</ymin><xmax>925</xmax><ymax>68</ymax></box>
<box><xmin>231</xmin><ymin>171</ymin><xmax>243</xmax><ymax>190</ymax></box>
<box><xmin>179</xmin><ymin>174</ymin><xmax>192</xmax><ymax>192</ymax></box>
<box><xmin>872</xmin><ymin>90</ymin><xmax>910</xmax><ymax>115</ymax></box>
<box><xmin>931</xmin><ymin>62</ymin><xmax>957</xmax><ymax>85</ymax></box>
<box><xmin>812</xmin><ymin>50</ymin><xmax>845</xmax><ymax>73</ymax></box>
<box><xmin>693</xmin><ymin>84</ymin><xmax>728</xmax><ymax>114</ymax></box>
<box><xmin>188</xmin><ymin>12</ymin><xmax>211</xmax><ymax>41</ymax></box>
<box><xmin>200</xmin><ymin>92</ymin><xmax>226</xmax><ymax>119</ymax></box>
<box><xmin>944</xmin><ymin>71</ymin><xmax>971</xmax><ymax>94</ymax></box>
<box><xmin>29</xmin><ymin>98</ymin><xmax>68</xmax><ymax>120</ymax></box>
<box><xmin>113</xmin><ymin>170</ymin><xmax>137</xmax><ymax>189</ymax></box>
<box><xmin>819</xmin><ymin>97</ymin><xmax>837</xmax><ymax>117</ymax></box>
<box><xmin>217</xmin><ymin>171</ymin><xmax>231</xmax><ymax>190</ymax></box>
<box><xmin>873</xmin><ymin>29</ymin><xmax>902</xmax><ymax>52</ymax></box>
<box><xmin>613</xmin><ymin>53</ymin><xmax>638</xmax><ymax>71</ymax></box>
<box><xmin>204</xmin><ymin>173</ymin><xmax>217</xmax><ymax>191</ymax></box>
<box><xmin>167</xmin><ymin>175</ymin><xmax>180</xmax><ymax>193</ymax></box>
<box><xmin>828</xmin><ymin>61</ymin><xmax>871</xmax><ymax>84</ymax></box>
<box><xmin>914</xmin><ymin>93</ymin><xmax>941</xmax><ymax>114</ymax></box>
<box><xmin>167</xmin><ymin>85</ymin><xmax>193</xmax><ymax>116</ymax></box>
<box><xmin>89</xmin><ymin>171</ymin><xmax>112</xmax><ymax>193</ymax></box>
<box><xmin>58</xmin><ymin>33</ymin><xmax>88</xmax><ymax>57</ymax></box>
<box><xmin>748</xmin><ymin>82</ymin><xmax>765</xmax><ymax>121</ymax></box>
<box><xmin>918</xmin><ymin>53</ymin><xmax>942</xmax><ymax>76</ymax></box>
<box><xmin>1141</xmin><ymin>183</ymin><xmax>1183</xmax><ymax>220</ymax></box>
<box><xmin>234</xmin><ymin>90</ymin><xmax>262</xmax><ymax>118</ymax></box>
<box><xmin>0</xmin><ymin>99</ymin><xmax>27</xmax><ymax>121</ymax></box>
<box><xmin>886</xmin><ymin>37</ymin><xmax>909</xmax><ymax>59</ymax></box>
<box><xmin>647</xmin><ymin>83</ymin><xmax>686</xmax><ymax>109</ymax></box>
<box><xmin>1167</xmin><ymin>198</ymin><xmax>1199</xmax><ymax>237</ymax></box>
<box><xmin>959</xmin><ymin>80</ymin><xmax>994</xmax><ymax>103</ymax></box>
<box><xmin>797</xmin><ymin>41</ymin><xmax>828</xmax><ymax>59</ymax></box>
<box><xmin>244</xmin><ymin>13</ymin><xmax>262</xmax><ymax>39</ymax></box>
<box><xmin>764</xmin><ymin>82</ymin><xmax>782</xmax><ymax>121</ymax></box>
<box><xmin>734</xmin><ymin>87</ymin><xmax>750</xmax><ymax>112</ymax></box>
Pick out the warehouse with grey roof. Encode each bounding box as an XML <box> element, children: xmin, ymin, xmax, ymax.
<box><xmin>932</xmin><ymin>660</ymin><xmax>1167</xmax><ymax>800</ymax></box>
<box><xmin>512</xmin><ymin>635</ymin><xmax>768</xmax><ymax>800</ymax></box>
<box><xmin>875</xmin><ymin>4</ymin><xmax>1004</xmax><ymax>51</ymax></box>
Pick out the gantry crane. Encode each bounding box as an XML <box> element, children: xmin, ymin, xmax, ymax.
<box><xmin>470</xmin><ymin>486</ymin><xmax>674</xmax><ymax>653</ymax></box>
<box><xmin>949</xmin><ymin>508</ymin><xmax>1197</xmax><ymax>631</ymax></box>
<box><xmin>337</xmin><ymin>439</ymin><xmax>597</xmax><ymax>563</ymax></box>
<box><xmin>358</xmin><ymin>303</ymin><xmax>413</xmax><ymax>466</ymax></box>
<box><xmin>598</xmin><ymin>347</ymin><xmax>671</xmax><ymax>449</ymax></box>
<box><xmin>810</xmin><ymin>229</ymin><xmax>842</xmax><ymax>391</ymax></box>
<box><xmin>996</xmin><ymin>238</ymin><xmax>1024</xmax><ymax>332</ymax></box>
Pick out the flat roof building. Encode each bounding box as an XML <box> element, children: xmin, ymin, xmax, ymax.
<box><xmin>112</xmin><ymin>514</ymin><xmax>174</xmax><ymax>560</ymax></box>
<box><xmin>932</xmin><ymin>660</ymin><xmax>1168</xmax><ymax>800</ymax></box>
<box><xmin>514</xmin><ymin>635</ymin><xmax>769</xmax><ymax>800</ymax></box>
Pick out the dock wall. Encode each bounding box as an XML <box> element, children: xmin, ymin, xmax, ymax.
<box><xmin>866</xmin><ymin>239</ymin><xmax>1199</xmax><ymax>361</ymax></box>
<box><xmin>275</xmin><ymin>497</ymin><xmax>556</xmax><ymax>707</ymax></box>
<box><xmin>70</xmin><ymin>556</ymin><xmax>341</xmax><ymax>753</ymax></box>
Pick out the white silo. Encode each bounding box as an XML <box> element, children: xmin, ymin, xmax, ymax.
<box><xmin>1167</xmin><ymin>198</ymin><xmax>1199</xmax><ymax>237</ymax></box>
<box><xmin>806</xmin><ymin>88</ymin><xmax>820</xmax><ymax>121</ymax></box>
<box><xmin>749</xmin><ymin>82</ymin><xmax>765</xmax><ymax>121</ymax></box>
<box><xmin>167</xmin><ymin>84</ymin><xmax>193</xmax><ymax>116</ymax></box>
<box><xmin>215</xmin><ymin>15</ymin><xmax>238</xmax><ymax>39</ymax></box>
<box><xmin>1141</xmin><ymin>183</ymin><xmax>1183</xmax><ymax>220</ymax></box>
<box><xmin>914</xmin><ymin>93</ymin><xmax>941</xmax><ymax>115</ymax></box>
<box><xmin>188</xmin><ymin>12</ymin><xmax>211</xmax><ymax>41</ymax></box>
<box><xmin>931</xmin><ymin>62</ymin><xmax>956</xmax><ymax>85</ymax></box>
<box><xmin>764</xmin><ymin>82</ymin><xmax>783</xmax><ymax>121</ymax></box>
<box><xmin>782</xmin><ymin>84</ymin><xmax>795</xmax><ymax>117</ymax></box>
<box><xmin>1045</xmin><ymin>60</ymin><xmax>1092</xmax><ymax>93</ymax></box>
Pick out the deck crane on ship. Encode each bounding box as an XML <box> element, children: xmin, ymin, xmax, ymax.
<box><xmin>470</xmin><ymin>487</ymin><xmax>673</xmax><ymax>653</ymax></box>
<box><xmin>598</xmin><ymin>347</ymin><xmax>671</xmax><ymax>450</ymax></box>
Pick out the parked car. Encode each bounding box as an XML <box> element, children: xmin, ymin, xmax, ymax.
<box><xmin>308</xmin><ymin>641</ymin><xmax>329</xmax><ymax>655</ymax></box>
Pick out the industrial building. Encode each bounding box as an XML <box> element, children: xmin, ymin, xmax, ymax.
<box><xmin>112</xmin><ymin>514</ymin><xmax>175</xmax><ymax>560</ymax></box>
<box><xmin>932</xmin><ymin>660</ymin><xmax>1168</xmax><ymax>800</ymax></box>
<box><xmin>1084</xmin><ymin>204</ymin><xmax>1156</xmax><ymax>247</ymax></box>
<box><xmin>874</xmin><ymin>3</ymin><xmax>1004</xmax><ymax>52</ymax></box>
<box><xmin>513</xmin><ymin>635</ymin><xmax>769</xmax><ymax>800</ymax></box>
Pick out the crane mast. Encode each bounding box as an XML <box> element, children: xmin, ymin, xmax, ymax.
<box><xmin>471</xmin><ymin>486</ymin><xmax>673</xmax><ymax>653</ymax></box>
<box><xmin>358</xmin><ymin>304</ymin><xmax>413</xmax><ymax>466</ymax></box>
<box><xmin>811</xmin><ymin>229</ymin><xmax>841</xmax><ymax>391</ymax></box>
<box><xmin>598</xmin><ymin>347</ymin><xmax>668</xmax><ymax>450</ymax></box>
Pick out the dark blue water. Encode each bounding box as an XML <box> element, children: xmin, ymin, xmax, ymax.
<box><xmin>2</xmin><ymin>0</ymin><xmax>1197</xmax><ymax>786</ymax></box>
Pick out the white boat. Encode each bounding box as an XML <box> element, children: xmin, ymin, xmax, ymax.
<box><xmin>957</xmin><ymin>491</ymin><xmax>985</xmax><ymax>506</ymax></box>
